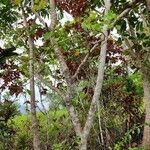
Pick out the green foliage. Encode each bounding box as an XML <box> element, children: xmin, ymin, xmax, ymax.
<box><xmin>44</xmin><ymin>32</ymin><xmax>51</xmax><ymax>40</ymax></box>
<box><xmin>0</xmin><ymin>2</ymin><xmax>18</xmax><ymax>35</ymax></box>
<box><xmin>114</xmin><ymin>124</ymin><xmax>143</xmax><ymax>150</ymax></box>
<box><xmin>0</xmin><ymin>100</ymin><xmax>20</xmax><ymax>149</ymax></box>
<box><xmin>13</xmin><ymin>109</ymin><xmax>76</xmax><ymax>150</ymax></box>
<box><xmin>32</xmin><ymin>0</ymin><xmax>48</xmax><ymax>11</ymax></box>
<box><xmin>82</xmin><ymin>11</ymin><xmax>101</xmax><ymax>31</ymax></box>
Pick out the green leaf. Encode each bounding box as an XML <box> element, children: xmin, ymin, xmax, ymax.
<box><xmin>1</xmin><ymin>0</ymin><xmax>9</xmax><ymax>5</ymax></box>
<box><xmin>137</xmin><ymin>128</ymin><xmax>140</xmax><ymax>134</ymax></box>
<box><xmin>44</xmin><ymin>32</ymin><xmax>51</xmax><ymax>40</ymax></box>
<box><xmin>13</xmin><ymin>0</ymin><xmax>21</xmax><ymax>5</ymax></box>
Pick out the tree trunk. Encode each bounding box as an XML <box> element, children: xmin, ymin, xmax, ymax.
<box><xmin>48</xmin><ymin>0</ymin><xmax>111</xmax><ymax>149</ymax></box>
<box><xmin>146</xmin><ymin>0</ymin><xmax>150</xmax><ymax>12</ymax></box>
<box><xmin>21</xmin><ymin>7</ymin><xmax>41</xmax><ymax>150</ymax></box>
<box><xmin>146</xmin><ymin>0</ymin><xmax>150</xmax><ymax>24</ymax></box>
<box><xmin>80</xmin><ymin>135</ymin><xmax>88</xmax><ymax>150</ymax></box>
<box><xmin>142</xmin><ymin>68</ymin><xmax>150</xmax><ymax>149</ymax></box>
<box><xmin>79</xmin><ymin>1</ymin><xmax>111</xmax><ymax>149</ymax></box>
<box><xmin>29</xmin><ymin>37</ymin><xmax>41</xmax><ymax>150</ymax></box>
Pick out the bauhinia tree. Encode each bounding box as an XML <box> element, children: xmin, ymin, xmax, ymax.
<box><xmin>47</xmin><ymin>0</ymin><xmax>111</xmax><ymax>149</ymax></box>
<box><xmin>16</xmin><ymin>0</ymin><xmax>112</xmax><ymax>149</ymax></box>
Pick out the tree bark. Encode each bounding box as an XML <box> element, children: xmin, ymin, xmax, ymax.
<box><xmin>49</xmin><ymin>0</ymin><xmax>82</xmax><ymax>138</ymax></box>
<box><xmin>79</xmin><ymin>1</ymin><xmax>111</xmax><ymax>149</ymax></box>
<box><xmin>79</xmin><ymin>29</ymin><xmax>108</xmax><ymax>150</ymax></box>
<box><xmin>146</xmin><ymin>0</ymin><xmax>150</xmax><ymax>23</ymax></box>
<box><xmin>49</xmin><ymin>0</ymin><xmax>111</xmax><ymax>149</ymax></box>
<box><xmin>29</xmin><ymin>37</ymin><xmax>41</xmax><ymax>150</ymax></box>
<box><xmin>142</xmin><ymin>67</ymin><xmax>150</xmax><ymax>150</ymax></box>
<box><xmin>22</xmin><ymin>7</ymin><xmax>41</xmax><ymax>150</ymax></box>
<box><xmin>146</xmin><ymin>0</ymin><xmax>150</xmax><ymax>12</ymax></box>
<box><xmin>141</xmin><ymin>1</ymin><xmax>150</xmax><ymax>147</ymax></box>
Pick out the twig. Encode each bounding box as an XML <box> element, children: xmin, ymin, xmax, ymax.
<box><xmin>111</xmin><ymin>0</ymin><xmax>142</xmax><ymax>27</ymax></box>
<box><xmin>72</xmin><ymin>39</ymin><xmax>103</xmax><ymax>80</ymax></box>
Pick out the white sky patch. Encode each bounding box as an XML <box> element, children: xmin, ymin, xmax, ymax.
<box><xmin>35</xmin><ymin>11</ymin><xmax>73</xmax><ymax>27</ymax></box>
<box><xmin>59</xmin><ymin>11</ymin><xmax>73</xmax><ymax>25</ymax></box>
<box><xmin>15</xmin><ymin>47</ymin><xmax>24</xmax><ymax>54</ymax></box>
<box><xmin>111</xmin><ymin>28</ymin><xmax>121</xmax><ymax>40</ymax></box>
<box><xmin>34</xmin><ymin>38</ymin><xmax>43</xmax><ymax>46</ymax></box>
<box><xmin>0</xmin><ymin>40</ymin><xmax>5</xmax><ymax>48</ymax></box>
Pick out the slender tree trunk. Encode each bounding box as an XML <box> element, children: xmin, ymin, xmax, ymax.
<box><xmin>142</xmin><ymin>67</ymin><xmax>150</xmax><ymax>149</ymax></box>
<box><xmin>141</xmin><ymin>1</ymin><xmax>150</xmax><ymax>148</ymax></box>
<box><xmin>79</xmin><ymin>30</ymin><xmax>108</xmax><ymax>149</ymax></box>
<box><xmin>22</xmin><ymin>7</ymin><xmax>41</xmax><ymax>150</ymax></box>
<box><xmin>80</xmin><ymin>134</ymin><xmax>88</xmax><ymax>150</ymax></box>
<box><xmin>29</xmin><ymin>38</ymin><xmax>41</xmax><ymax>150</ymax></box>
<box><xmin>79</xmin><ymin>1</ymin><xmax>111</xmax><ymax>149</ymax></box>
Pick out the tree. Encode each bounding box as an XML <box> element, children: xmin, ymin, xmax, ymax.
<box><xmin>21</xmin><ymin>6</ymin><xmax>41</xmax><ymax>150</ymax></box>
<box><xmin>38</xmin><ymin>0</ymin><xmax>111</xmax><ymax>149</ymax></box>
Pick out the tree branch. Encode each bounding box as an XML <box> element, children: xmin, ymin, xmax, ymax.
<box><xmin>49</xmin><ymin>0</ymin><xmax>57</xmax><ymax>30</ymax></box>
<box><xmin>81</xmin><ymin>0</ymin><xmax>111</xmax><ymax>143</ymax></box>
<box><xmin>72</xmin><ymin>39</ymin><xmax>103</xmax><ymax>81</ymax></box>
<box><xmin>49</xmin><ymin>0</ymin><xmax>82</xmax><ymax>137</ymax></box>
<box><xmin>111</xmin><ymin>0</ymin><xmax>142</xmax><ymax>27</ymax></box>
<box><xmin>49</xmin><ymin>0</ymin><xmax>71</xmax><ymax>82</ymax></box>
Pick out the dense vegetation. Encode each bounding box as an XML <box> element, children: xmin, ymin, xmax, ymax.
<box><xmin>0</xmin><ymin>0</ymin><xmax>150</xmax><ymax>150</ymax></box>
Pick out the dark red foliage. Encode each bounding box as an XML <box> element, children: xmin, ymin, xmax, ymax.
<box><xmin>107</xmin><ymin>40</ymin><xmax>122</xmax><ymax>54</ymax></box>
<box><xmin>56</xmin><ymin>0</ymin><xmax>89</xmax><ymax>17</ymax></box>
<box><xmin>114</xmin><ymin>66</ymin><xmax>126</xmax><ymax>75</ymax></box>
<box><xmin>8</xmin><ymin>84</ymin><xmax>23</xmax><ymax>96</ymax></box>
<box><xmin>64</xmin><ymin>49</ymin><xmax>84</xmax><ymax>76</ymax></box>
<box><xmin>35</xmin><ymin>28</ymin><xmax>46</xmax><ymax>39</ymax></box>
<box><xmin>0</xmin><ymin>61</ymin><xmax>23</xmax><ymax>96</ymax></box>
<box><xmin>27</xmin><ymin>18</ymin><xmax>35</xmax><ymax>26</ymax></box>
